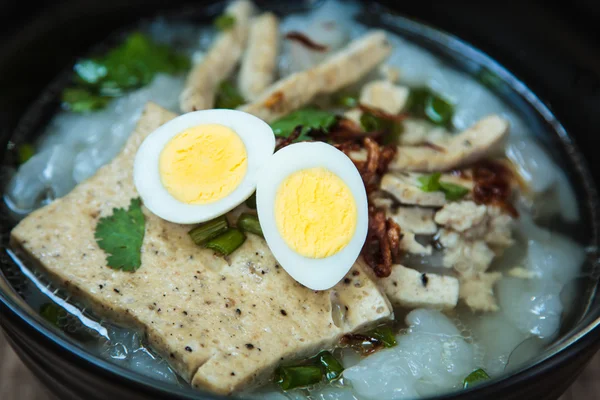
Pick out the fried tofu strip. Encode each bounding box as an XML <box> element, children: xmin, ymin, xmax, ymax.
<box><xmin>390</xmin><ymin>115</ymin><xmax>509</xmax><ymax>172</ymax></box>
<box><xmin>180</xmin><ymin>0</ymin><xmax>254</xmax><ymax>112</ymax></box>
<box><xmin>237</xmin><ymin>12</ymin><xmax>279</xmax><ymax>100</ymax></box>
<box><xmin>239</xmin><ymin>31</ymin><xmax>392</xmax><ymax>122</ymax></box>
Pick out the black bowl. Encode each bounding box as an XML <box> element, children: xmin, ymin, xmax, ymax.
<box><xmin>1</xmin><ymin>1</ymin><xmax>600</xmax><ymax>400</ymax></box>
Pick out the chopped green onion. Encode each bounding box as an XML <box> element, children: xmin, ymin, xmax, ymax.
<box><xmin>408</xmin><ymin>87</ymin><xmax>455</xmax><ymax>127</ymax></box>
<box><xmin>360</xmin><ymin>112</ymin><xmax>402</xmax><ymax>145</ymax></box>
<box><xmin>237</xmin><ymin>213</ymin><xmax>263</xmax><ymax>237</ymax></box>
<box><xmin>40</xmin><ymin>303</ymin><xmax>67</xmax><ymax>327</ymax></box>
<box><xmin>424</xmin><ymin>95</ymin><xmax>454</xmax><ymax>126</ymax></box>
<box><xmin>336</xmin><ymin>94</ymin><xmax>358</xmax><ymax>108</ymax></box>
<box><xmin>245</xmin><ymin>193</ymin><xmax>257</xmax><ymax>209</ymax></box>
<box><xmin>215</xmin><ymin>81</ymin><xmax>246</xmax><ymax>109</ymax></box>
<box><xmin>418</xmin><ymin>173</ymin><xmax>469</xmax><ymax>200</ymax></box>
<box><xmin>205</xmin><ymin>228</ymin><xmax>246</xmax><ymax>256</ymax></box>
<box><xmin>275</xmin><ymin>366</ymin><xmax>322</xmax><ymax>390</ymax></box>
<box><xmin>188</xmin><ymin>216</ymin><xmax>229</xmax><ymax>246</ymax></box>
<box><xmin>381</xmin><ymin>123</ymin><xmax>403</xmax><ymax>146</ymax></box>
<box><xmin>439</xmin><ymin>182</ymin><xmax>469</xmax><ymax>201</ymax></box>
<box><xmin>17</xmin><ymin>144</ymin><xmax>35</xmax><ymax>164</ymax></box>
<box><xmin>317</xmin><ymin>351</ymin><xmax>344</xmax><ymax>382</ymax></box>
<box><xmin>463</xmin><ymin>368</ymin><xmax>490</xmax><ymax>389</ymax></box>
<box><xmin>360</xmin><ymin>112</ymin><xmax>383</xmax><ymax>132</ymax></box>
<box><xmin>215</xmin><ymin>14</ymin><xmax>236</xmax><ymax>31</ymax></box>
<box><xmin>62</xmin><ymin>88</ymin><xmax>111</xmax><ymax>112</ymax></box>
<box><xmin>368</xmin><ymin>326</ymin><xmax>397</xmax><ymax>348</ymax></box>
<box><xmin>39</xmin><ymin>303</ymin><xmax>96</xmax><ymax>342</ymax></box>
<box><xmin>417</xmin><ymin>172</ymin><xmax>442</xmax><ymax>192</ymax></box>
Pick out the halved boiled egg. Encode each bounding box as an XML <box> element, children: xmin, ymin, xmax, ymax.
<box><xmin>257</xmin><ymin>142</ymin><xmax>368</xmax><ymax>290</ymax></box>
<box><xmin>134</xmin><ymin>109</ymin><xmax>275</xmax><ymax>224</ymax></box>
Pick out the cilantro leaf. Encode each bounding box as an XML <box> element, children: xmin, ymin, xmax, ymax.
<box><xmin>270</xmin><ymin>108</ymin><xmax>338</xmax><ymax>142</ymax></box>
<box><xmin>214</xmin><ymin>14</ymin><xmax>236</xmax><ymax>31</ymax></box>
<box><xmin>63</xmin><ymin>32</ymin><xmax>190</xmax><ymax>113</ymax></box>
<box><xmin>439</xmin><ymin>182</ymin><xmax>469</xmax><ymax>201</ymax></box>
<box><xmin>95</xmin><ymin>198</ymin><xmax>145</xmax><ymax>272</ymax></box>
<box><xmin>215</xmin><ymin>81</ymin><xmax>246</xmax><ymax>109</ymax></box>
<box><xmin>62</xmin><ymin>88</ymin><xmax>111</xmax><ymax>113</ymax></box>
<box><xmin>418</xmin><ymin>172</ymin><xmax>469</xmax><ymax>200</ymax></box>
<box><xmin>417</xmin><ymin>172</ymin><xmax>442</xmax><ymax>192</ymax></box>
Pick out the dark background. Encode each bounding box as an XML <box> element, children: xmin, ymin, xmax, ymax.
<box><xmin>1</xmin><ymin>0</ymin><xmax>599</xmax><ymax>180</ymax></box>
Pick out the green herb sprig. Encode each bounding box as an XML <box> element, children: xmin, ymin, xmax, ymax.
<box><xmin>94</xmin><ymin>198</ymin><xmax>146</xmax><ymax>272</ymax></box>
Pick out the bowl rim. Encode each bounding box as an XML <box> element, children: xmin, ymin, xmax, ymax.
<box><xmin>1</xmin><ymin>0</ymin><xmax>599</xmax><ymax>399</ymax></box>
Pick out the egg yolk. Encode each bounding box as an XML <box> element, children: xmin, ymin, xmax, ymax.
<box><xmin>275</xmin><ymin>167</ymin><xmax>357</xmax><ymax>259</ymax></box>
<box><xmin>159</xmin><ymin>124</ymin><xmax>247</xmax><ymax>204</ymax></box>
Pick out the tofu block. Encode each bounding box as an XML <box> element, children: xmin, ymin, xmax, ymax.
<box><xmin>11</xmin><ymin>103</ymin><xmax>393</xmax><ymax>395</ymax></box>
<box><xmin>378</xmin><ymin>265</ymin><xmax>459</xmax><ymax>310</ymax></box>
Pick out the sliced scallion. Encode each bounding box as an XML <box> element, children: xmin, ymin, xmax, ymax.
<box><xmin>205</xmin><ymin>228</ymin><xmax>246</xmax><ymax>256</ymax></box>
<box><xmin>237</xmin><ymin>213</ymin><xmax>263</xmax><ymax>237</ymax></box>
<box><xmin>188</xmin><ymin>216</ymin><xmax>229</xmax><ymax>246</ymax></box>
<box><xmin>424</xmin><ymin>95</ymin><xmax>454</xmax><ymax>126</ymax></box>
<box><xmin>214</xmin><ymin>14</ymin><xmax>236</xmax><ymax>31</ymax></box>
<box><xmin>317</xmin><ymin>351</ymin><xmax>344</xmax><ymax>382</ymax></box>
<box><xmin>439</xmin><ymin>181</ymin><xmax>469</xmax><ymax>201</ymax></box>
<box><xmin>336</xmin><ymin>94</ymin><xmax>358</xmax><ymax>108</ymax></box>
<box><xmin>369</xmin><ymin>326</ymin><xmax>397</xmax><ymax>348</ymax></box>
<box><xmin>245</xmin><ymin>193</ymin><xmax>257</xmax><ymax>209</ymax></box>
<box><xmin>463</xmin><ymin>368</ymin><xmax>490</xmax><ymax>389</ymax></box>
<box><xmin>275</xmin><ymin>366</ymin><xmax>322</xmax><ymax>390</ymax></box>
<box><xmin>17</xmin><ymin>144</ymin><xmax>35</xmax><ymax>164</ymax></box>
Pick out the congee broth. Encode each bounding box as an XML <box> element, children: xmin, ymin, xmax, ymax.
<box><xmin>3</xmin><ymin>0</ymin><xmax>587</xmax><ymax>399</ymax></box>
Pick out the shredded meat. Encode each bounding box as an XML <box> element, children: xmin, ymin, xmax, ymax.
<box><xmin>274</xmin><ymin>125</ymin><xmax>302</xmax><ymax>151</ymax></box>
<box><xmin>285</xmin><ymin>31</ymin><xmax>328</xmax><ymax>51</ymax></box>
<box><xmin>472</xmin><ymin>160</ymin><xmax>518</xmax><ymax>217</ymax></box>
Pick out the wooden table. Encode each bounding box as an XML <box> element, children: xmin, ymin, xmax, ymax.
<box><xmin>1</xmin><ymin>331</ymin><xmax>599</xmax><ymax>399</ymax></box>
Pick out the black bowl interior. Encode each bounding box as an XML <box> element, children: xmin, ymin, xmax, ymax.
<box><xmin>1</xmin><ymin>1</ymin><xmax>600</xmax><ymax>400</ymax></box>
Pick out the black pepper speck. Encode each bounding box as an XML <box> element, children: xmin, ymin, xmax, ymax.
<box><xmin>280</xmin><ymin>309</ymin><xmax>287</xmax><ymax>316</ymax></box>
<box><xmin>245</xmin><ymin>343</ymin><xmax>254</xmax><ymax>349</ymax></box>
<box><xmin>421</xmin><ymin>273</ymin><xmax>429</xmax><ymax>287</ymax></box>
<box><xmin>185</xmin><ymin>346</ymin><xmax>192</xmax><ymax>352</ymax></box>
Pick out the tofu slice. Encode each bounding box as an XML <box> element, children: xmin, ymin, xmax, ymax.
<box><xmin>10</xmin><ymin>103</ymin><xmax>393</xmax><ymax>395</ymax></box>
<box><xmin>237</xmin><ymin>12</ymin><xmax>280</xmax><ymax>100</ymax></box>
<box><xmin>390</xmin><ymin>115</ymin><xmax>509</xmax><ymax>172</ymax></box>
<box><xmin>459</xmin><ymin>272</ymin><xmax>502</xmax><ymax>312</ymax></box>
<box><xmin>180</xmin><ymin>0</ymin><xmax>254</xmax><ymax>112</ymax></box>
<box><xmin>359</xmin><ymin>80</ymin><xmax>410</xmax><ymax>114</ymax></box>
<box><xmin>378</xmin><ymin>265</ymin><xmax>459</xmax><ymax>310</ymax></box>
<box><xmin>387</xmin><ymin>206</ymin><xmax>437</xmax><ymax>235</ymax></box>
<box><xmin>239</xmin><ymin>31</ymin><xmax>392</xmax><ymax>122</ymax></box>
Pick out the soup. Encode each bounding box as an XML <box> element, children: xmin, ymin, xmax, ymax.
<box><xmin>2</xmin><ymin>1</ymin><xmax>588</xmax><ymax>399</ymax></box>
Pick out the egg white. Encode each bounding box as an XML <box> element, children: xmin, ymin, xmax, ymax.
<box><xmin>134</xmin><ymin>109</ymin><xmax>275</xmax><ymax>224</ymax></box>
<box><xmin>256</xmin><ymin>142</ymin><xmax>368</xmax><ymax>290</ymax></box>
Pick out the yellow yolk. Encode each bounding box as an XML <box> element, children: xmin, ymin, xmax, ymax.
<box><xmin>159</xmin><ymin>124</ymin><xmax>247</xmax><ymax>204</ymax></box>
<box><xmin>275</xmin><ymin>167</ymin><xmax>357</xmax><ymax>258</ymax></box>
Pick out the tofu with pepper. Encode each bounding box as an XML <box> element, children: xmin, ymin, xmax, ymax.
<box><xmin>10</xmin><ymin>103</ymin><xmax>393</xmax><ymax>395</ymax></box>
<box><xmin>377</xmin><ymin>265</ymin><xmax>459</xmax><ymax>310</ymax></box>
